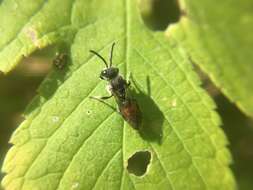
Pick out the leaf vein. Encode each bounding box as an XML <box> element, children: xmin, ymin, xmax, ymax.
<box><xmin>24</xmin><ymin>37</ymin><xmax>123</xmax><ymax>135</ymax></box>
<box><xmin>148</xmin><ymin>143</ymin><xmax>175</xmax><ymax>190</ymax></box>
<box><xmin>134</xmin><ymin>48</ymin><xmax>208</xmax><ymax>188</ymax></box>
<box><xmin>19</xmin><ymin>78</ymin><xmax>108</xmax><ymax>190</ymax></box>
<box><xmin>91</xmin><ymin>149</ymin><xmax>122</xmax><ymax>190</ymax></box>
<box><xmin>56</xmin><ymin>111</ymin><xmax>116</xmax><ymax>190</ymax></box>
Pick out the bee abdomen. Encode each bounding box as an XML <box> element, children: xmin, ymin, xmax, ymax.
<box><xmin>119</xmin><ymin>99</ymin><xmax>142</xmax><ymax>129</ymax></box>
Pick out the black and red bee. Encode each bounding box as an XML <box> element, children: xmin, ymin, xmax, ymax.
<box><xmin>90</xmin><ymin>43</ymin><xmax>142</xmax><ymax>129</ymax></box>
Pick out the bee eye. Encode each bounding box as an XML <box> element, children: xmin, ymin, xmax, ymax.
<box><xmin>102</xmin><ymin>70</ymin><xmax>107</xmax><ymax>75</ymax></box>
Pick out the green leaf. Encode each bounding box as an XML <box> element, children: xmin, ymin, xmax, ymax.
<box><xmin>1</xmin><ymin>0</ymin><xmax>235</xmax><ymax>190</ymax></box>
<box><xmin>0</xmin><ymin>0</ymin><xmax>75</xmax><ymax>72</ymax></box>
<box><xmin>169</xmin><ymin>0</ymin><xmax>253</xmax><ymax>116</ymax></box>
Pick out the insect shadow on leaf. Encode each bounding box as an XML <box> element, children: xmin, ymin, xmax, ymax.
<box><xmin>130</xmin><ymin>74</ymin><xmax>164</xmax><ymax>144</ymax></box>
<box><xmin>89</xmin><ymin>43</ymin><xmax>164</xmax><ymax>142</ymax></box>
<box><xmin>89</xmin><ymin>43</ymin><xmax>142</xmax><ymax>129</ymax></box>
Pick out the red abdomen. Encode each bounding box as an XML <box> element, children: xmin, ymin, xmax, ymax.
<box><xmin>119</xmin><ymin>99</ymin><xmax>142</xmax><ymax>129</ymax></box>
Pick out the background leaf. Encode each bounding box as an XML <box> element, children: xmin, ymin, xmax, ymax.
<box><xmin>1</xmin><ymin>0</ymin><xmax>235</xmax><ymax>190</ymax></box>
<box><xmin>170</xmin><ymin>0</ymin><xmax>253</xmax><ymax>116</ymax></box>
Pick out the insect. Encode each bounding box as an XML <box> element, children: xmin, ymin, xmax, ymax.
<box><xmin>90</xmin><ymin>43</ymin><xmax>142</xmax><ymax>129</ymax></box>
<box><xmin>53</xmin><ymin>52</ymin><xmax>67</xmax><ymax>69</ymax></box>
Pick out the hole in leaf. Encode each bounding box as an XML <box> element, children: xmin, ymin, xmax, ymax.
<box><xmin>127</xmin><ymin>151</ymin><xmax>151</xmax><ymax>176</ymax></box>
<box><xmin>139</xmin><ymin>0</ymin><xmax>182</xmax><ymax>31</ymax></box>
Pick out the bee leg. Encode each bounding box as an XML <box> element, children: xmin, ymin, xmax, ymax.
<box><xmin>90</xmin><ymin>96</ymin><xmax>117</xmax><ymax>111</ymax></box>
<box><xmin>129</xmin><ymin>74</ymin><xmax>142</xmax><ymax>93</ymax></box>
<box><xmin>101</xmin><ymin>94</ymin><xmax>113</xmax><ymax>99</ymax></box>
<box><xmin>126</xmin><ymin>72</ymin><xmax>132</xmax><ymax>87</ymax></box>
<box><xmin>93</xmin><ymin>85</ymin><xmax>113</xmax><ymax>100</ymax></box>
<box><xmin>131</xmin><ymin>75</ymin><xmax>151</xmax><ymax>96</ymax></box>
<box><xmin>146</xmin><ymin>76</ymin><xmax>151</xmax><ymax>96</ymax></box>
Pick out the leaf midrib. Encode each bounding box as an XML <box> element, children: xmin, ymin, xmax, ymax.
<box><xmin>120</xmin><ymin>0</ymin><xmax>130</xmax><ymax>189</ymax></box>
<box><xmin>17</xmin><ymin>40</ymin><xmax>124</xmax><ymax>189</ymax></box>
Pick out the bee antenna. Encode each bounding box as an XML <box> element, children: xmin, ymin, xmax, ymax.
<box><xmin>90</xmin><ymin>50</ymin><xmax>108</xmax><ymax>68</ymax></box>
<box><xmin>110</xmin><ymin>42</ymin><xmax>115</xmax><ymax>67</ymax></box>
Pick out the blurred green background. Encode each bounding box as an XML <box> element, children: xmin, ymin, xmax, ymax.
<box><xmin>0</xmin><ymin>54</ymin><xmax>51</xmax><ymax>186</ymax></box>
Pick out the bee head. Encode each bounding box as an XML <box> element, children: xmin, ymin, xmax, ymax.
<box><xmin>90</xmin><ymin>42</ymin><xmax>118</xmax><ymax>81</ymax></box>
<box><xmin>100</xmin><ymin>67</ymin><xmax>119</xmax><ymax>80</ymax></box>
